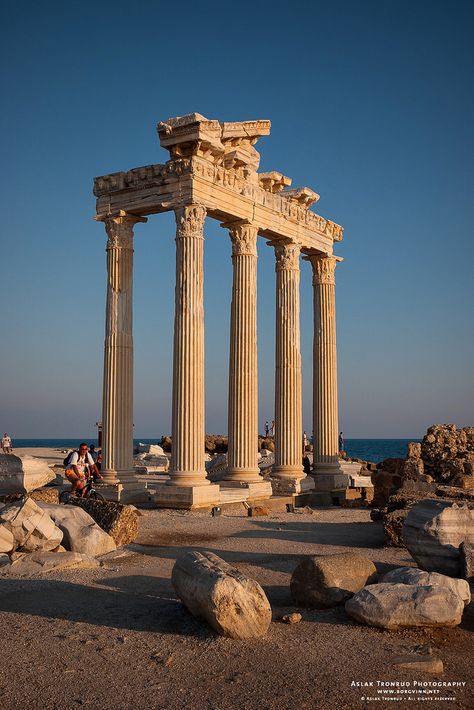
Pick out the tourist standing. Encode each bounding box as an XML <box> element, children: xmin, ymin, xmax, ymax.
<box><xmin>2</xmin><ymin>433</ymin><xmax>12</xmax><ymax>453</ymax></box>
<box><xmin>339</xmin><ymin>431</ymin><xmax>344</xmax><ymax>452</ymax></box>
<box><xmin>265</xmin><ymin>421</ymin><xmax>269</xmax><ymax>437</ymax></box>
<box><xmin>303</xmin><ymin>431</ymin><xmax>308</xmax><ymax>451</ymax></box>
<box><xmin>270</xmin><ymin>420</ymin><xmax>275</xmax><ymax>436</ymax></box>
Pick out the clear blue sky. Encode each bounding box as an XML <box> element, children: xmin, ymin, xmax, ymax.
<box><xmin>1</xmin><ymin>0</ymin><xmax>473</xmax><ymax>439</ymax></box>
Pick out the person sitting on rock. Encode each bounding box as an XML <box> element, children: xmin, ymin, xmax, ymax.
<box><xmin>65</xmin><ymin>442</ymin><xmax>102</xmax><ymax>496</ymax></box>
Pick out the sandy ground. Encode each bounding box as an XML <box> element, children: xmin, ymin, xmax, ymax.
<box><xmin>1</xmin><ymin>453</ymin><xmax>473</xmax><ymax>709</ymax></box>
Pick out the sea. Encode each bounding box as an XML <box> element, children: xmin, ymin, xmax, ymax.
<box><xmin>12</xmin><ymin>438</ymin><xmax>419</xmax><ymax>463</ymax></box>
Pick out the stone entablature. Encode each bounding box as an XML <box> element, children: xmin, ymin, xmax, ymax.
<box><xmin>94</xmin><ymin>114</ymin><xmax>343</xmax><ymax>251</ymax></box>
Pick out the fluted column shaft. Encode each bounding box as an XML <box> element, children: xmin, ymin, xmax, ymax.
<box><xmin>273</xmin><ymin>243</ymin><xmax>304</xmax><ymax>479</ymax></box>
<box><xmin>101</xmin><ymin>212</ymin><xmax>146</xmax><ymax>484</ymax></box>
<box><xmin>169</xmin><ymin>204</ymin><xmax>208</xmax><ymax>487</ymax></box>
<box><xmin>225</xmin><ymin>221</ymin><xmax>260</xmax><ymax>482</ymax></box>
<box><xmin>310</xmin><ymin>255</ymin><xmax>339</xmax><ymax>468</ymax></box>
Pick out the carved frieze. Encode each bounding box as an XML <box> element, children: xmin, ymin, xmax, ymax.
<box><xmin>274</xmin><ymin>242</ymin><xmax>301</xmax><ymax>271</ymax></box>
<box><xmin>175</xmin><ymin>204</ymin><xmax>206</xmax><ymax>238</ymax></box>
<box><xmin>227</xmin><ymin>221</ymin><xmax>258</xmax><ymax>257</ymax></box>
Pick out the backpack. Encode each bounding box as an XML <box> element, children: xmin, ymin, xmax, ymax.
<box><xmin>63</xmin><ymin>450</ymin><xmax>77</xmax><ymax>467</ymax></box>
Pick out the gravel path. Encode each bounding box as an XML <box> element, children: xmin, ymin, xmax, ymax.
<box><xmin>0</xmin><ymin>506</ymin><xmax>472</xmax><ymax>709</ymax></box>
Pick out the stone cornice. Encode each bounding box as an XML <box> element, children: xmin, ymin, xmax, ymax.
<box><xmin>94</xmin><ymin>156</ymin><xmax>343</xmax><ymax>244</ymax></box>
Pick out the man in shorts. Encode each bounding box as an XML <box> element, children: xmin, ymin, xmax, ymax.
<box><xmin>65</xmin><ymin>443</ymin><xmax>102</xmax><ymax>496</ymax></box>
<box><xmin>2</xmin><ymin>433</ymin><xmax>12</xmax><ymax>453</ymax></box>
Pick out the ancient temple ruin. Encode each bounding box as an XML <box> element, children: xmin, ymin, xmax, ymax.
<box><xmin>93</xmin><ymin>114</ymin><xmax>346</xmax><ymax>507</ymax></box>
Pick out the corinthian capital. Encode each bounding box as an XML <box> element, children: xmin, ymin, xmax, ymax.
<box><xmin>227</xmin><ymin>221</ymin><xmax>258</xmax><ymax>257</ymax></box>
<box><xmin>102</xmin><ymin>211</ymin><xmax>147</xmax><ymax>250</ymax></box>
<box><xmin>309</xmin><ymin>254</ymin><xmax>338</xmax><ymax>285</ymax></box>
<box><xmin>175</xmin><ymin>204</ymin><xmax>206</xmax><ymax>238</ymax></box>
<box><xmin>274</xmin><ymin>242</ymin><xmax>300</xmax><ymax>271</ymax></box>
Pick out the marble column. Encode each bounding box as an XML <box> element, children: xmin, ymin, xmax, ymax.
<box><xmin>168</xmin><ymin>204</ymin><xmax>209</xmax><ymax>487</ymax></box>
<box><xmin>309</xmin><ymin>254</ymin><xmax>342</xmax><ymax>484</ymax></box>
<box><xmin>100</xmin><ymin>211</ymin><xmax>147</xmax><ymax>491</ymax></box>
<box><xmin>224</xmin><ymin>221</ymin><xmax>261</xmax><ymax>483</ymax></box>
<box><xmin>272</xmin><ymin>243</ymin><xmax>314</xmax><ymax>494</ymax></box>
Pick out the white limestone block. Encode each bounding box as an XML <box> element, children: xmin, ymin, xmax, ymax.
<box><xmin>382</xmin><ymin>566</ymin><xmax>471</xmax><ymax>606</ymax></box>
<box><xmin>403</xmin><ymin>499</ymin><xmax>474</xmax><ymax>576</ymax></box>
<box><xmin>0</xmin><ymin>524</ymin><xmax>15</xmax><ymax>553</ymax></box>
<box><xmin>172</xmin><ymin>550</ymin><xmax>272</xmax><ymax>639</ymax></box>
<box><xmin>0</xmin><ymin>498</ymin><xmax>63</xmax><ymax>552</ymax></box>
<box><xmin>0</xmin><ymin>551</ymin><xmax>100</xmax><ymax>575</ymax></box>
<box><xmin>0</xmin><ymin>454</ymin><xmax>55</xmax><ymax>494</ymax></box>
<box><xmin>345</xmin><ymin>583</ymin><xmax>464</xmax><ymax>630</ymax></box>
<box><xmin>37</xmin><ymin>502</ymin><xmax>116</xmax><ymax>557</ymax></box>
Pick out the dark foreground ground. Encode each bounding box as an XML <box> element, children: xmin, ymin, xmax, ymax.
<box><xmin>0</xmin><ymin>507</ymin><xmax>472</xmax><ymax>710</ymax></box>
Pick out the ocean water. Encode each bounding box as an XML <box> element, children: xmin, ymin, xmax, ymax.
<box><xmin>12</xmin><ymin>438</ymin><xmax>418</xmax><ymax>463</ymax></box>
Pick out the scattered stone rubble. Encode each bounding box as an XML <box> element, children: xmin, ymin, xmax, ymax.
<box><xmin>370</xmin><ymin>425</ymin><xmax>474</xmax><ymax>550</ymax></box>
<box><xmin>0</xmin><ymin>451</ymin><xmax>139</xmax><ymax>574</ymax></box>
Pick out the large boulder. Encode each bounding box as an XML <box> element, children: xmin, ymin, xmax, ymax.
<box><xmin>37</xmin><ymin>502</ymin><xmax>116</xmax><ymax>557</ymax></box>
<box><xmin>402</xmin><ymin>499</ymin><xmax>474</xmax><ymax>576</ymax></box>
<box><xmin>172</xmin><ymin>550</ymin><xmax>271</xmax><ymax>639</ymax></box>
<box><xmin>345</xmin><ymin>583</ymin><xmax>464</xmax><ymax>630</ymax></box>
<box><xmin>382</xmin><ymin>566</ymin><xmax>470</xmax><ymax>606</ymax></box>
<box><xmin>290</xmin><ymin>552</ymin><xmax>377</xmax><ymax>608</ymax></box>
<box><xmin>65</xmin><ymin>497</ymin><xmax>138</xmax><ymax>545</ymax></box>
<box><xmin>0</xmin><ymin>454</ymin><xmax>55</xmax><ymax>495</ymax></box>
<box><xmin>421</xmin><ymin>424</ymin><xmax>474</xmax><ymax>485</ymax></box>
<box><xmin>0</xmin><ymin>551</ymin><xmax>100</xmax><ymax>576</ymax></box>
<box><xmin>0</xmin><ymin>498</ymin><xmax>63</xmax><ymax>552</ymax></box>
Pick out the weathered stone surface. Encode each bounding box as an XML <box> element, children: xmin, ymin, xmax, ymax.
<box><xmin>382</xmin><ymin>566</ymin><xmax>471</xmax><ymax>605</ymax></box>
<box><xmin>0</xmin><ymin>553</ymin><xmax>10</xmax><ymax>566</ymax></box>
<box><xmin>383</xmin><ymin>508</ymin><xmax>410</xmax><ymax>547</ymax></box>
<box><xmin>0</xmin><ymin>498</ymin><xmax>63</xmax><ymax>552</ymax></box>
<box><xmin>459</xmin><ymin>541</ymin><xmax>474</xmax><ymax>582</ymax></box>
<box><xmin>391</xmin><ymin>655</ymin><xmax>444</xmax><ymax>673</ymax></box>
<box><xmin>421</xmin><ymin>424</ymin><xmax>474</xmax><ymax>485</ymax></box>
<box><xmin>37</xmin><ymin>502</ymin><xmax>116</xmax><ymax>557</ymax></box>
<box><xmin>0</xmin><ymin>551</ymin><xmax>100</xmax><ymax>576</ymax></box>
<box><xmin>345</xmin><ymin>583</ymin><xmax>464</xmax><ymax>630</ymax></box>
<box><xmin>0</xmin><ymin>524</ymin><xmax>14</xmax><ymax>553</ymax></box>
<box><xmin>0</xmin><ymin>454</ymin><xmax>55</xmax><ymax>495</ymax></box>
<box><xmin>65</xmin><ymin>497</ymin><xmax>138</xmax><ymax>545</ymax></box>
<box><xmin>290</xmin><ymin>552</ymin><xmax>377</xmax><ymax>609</ymax></box>
<box><xmin>171</xmin><ymin>550</ymin><xmax>271</xmax><ymax>639</ymax></box>
<box><xmin>403</xmin><ymin>499</ymin><xmax>474</xmax><ymax>576</ymax></box>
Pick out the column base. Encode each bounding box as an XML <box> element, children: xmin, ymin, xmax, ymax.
<box><xmin>270</xmin><ymin>475</ymin><xmax>315</xmax><ymax>496</ymax></box>
<box><xmin>311</xmin><ymin>462</ymin><xmax>351</xmax><ymax>491</ymax></box>
<box><xmin>153</xmin><ymin>483</ymin><xmax>221</xmax><ymax>510</ymax></box>
<box><xmin>97</xmin><ymin>469</ymin><xmax>146</xmax><ymax>503</ymax></box>
<box><xmin>223</xmin><ymin>468</ymin><xmax>262</xmax><ymax>484</ymax></box>
<box><xmin>219</xmin><ymin>479</ymin><xmax>272</xmax><ymax>502</ymax></box>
